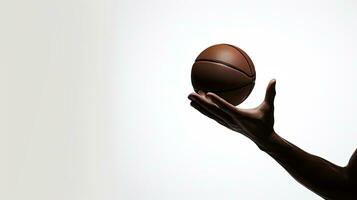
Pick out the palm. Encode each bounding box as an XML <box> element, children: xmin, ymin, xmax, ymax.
<box><xmin>231</xmin><ymin>101</ymin><xmax>274</xmax><ymax>143</ymax></box>
<box><xmin>188</xmin><ymin>79</ymin><xmax>276</xmax><ymax>147</ymax></box>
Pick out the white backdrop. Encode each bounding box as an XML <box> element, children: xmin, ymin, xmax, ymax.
<box><xmin>2</xmin><ymin>0</ymin><xmax>357</xmax><ymax>199</ymax></box>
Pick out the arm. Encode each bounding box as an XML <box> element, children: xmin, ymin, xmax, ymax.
<box><xmin>188</xmin><ymin>79</ymin><xmax>357</xmax><ymax>200</ymax></box>
<box><xmin>265</xmin><ymin>133</ymin><xmax>356</xmax><ymax>200</ymax></box>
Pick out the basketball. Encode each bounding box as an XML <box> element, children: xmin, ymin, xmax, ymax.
<box><xmin>191</xmin><ymin>44</ymin><xmax>256</xmax><ymax>106</ymax></box>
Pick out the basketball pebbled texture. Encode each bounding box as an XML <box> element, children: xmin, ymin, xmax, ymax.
<box><xmin>191</xmin><ymin>44</ymin><xmax>256</xmax><ymax>106</ymax></box>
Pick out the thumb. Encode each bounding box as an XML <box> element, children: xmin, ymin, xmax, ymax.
<box><xmin>264</xmin><ymin>79</ymin><xmax>276</xmax><ymax>106</ymax></box>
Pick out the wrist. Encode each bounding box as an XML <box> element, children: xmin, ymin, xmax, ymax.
<box><xmin>256</xmin><ymin>130</ymin><xmax>281</xmax><ymax>153</ymax></box>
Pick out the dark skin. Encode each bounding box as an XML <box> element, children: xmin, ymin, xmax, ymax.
<box><xmin>188</xmin><ymin>79</ymin><xmax>357</xmax><ymax>200</ymax></box>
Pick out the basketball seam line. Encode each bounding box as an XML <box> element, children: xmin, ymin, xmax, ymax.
<box><xmin>225</xmin><ymin>45</ymin><xmax>256</xmax><ymax>101</ymax></box>
<box><xmin>195</xmin><ymin>81</ymin><xmax>254</xmax><ymax>93</ymax></box>
<box><xmin>225</xmin><ymin>44</ymin><xmax>254</xmax><ymax>76</ymax></box>
<box><xmin>195</xmin><ymin>59</ymin><xmax>255</xmax><ymax>78</ymax></box>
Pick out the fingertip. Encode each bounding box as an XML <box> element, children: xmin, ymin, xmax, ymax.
<box><xmin>206</xmin><ymin>93</ymin><xmax>229</xmax><ymax>107</ymax></box>
<box><xmin>206</xmin><ymin>92</ymin><xmax>219</xmax><ymax>99</ymax></box>
<box><xmin>272</xmin><ymin>79</ymin><xmax>277</xmax><ymax>91</ymax></box>
<box><xmin>267</xmin><ymin>79</ymin><xmax>277</xmax><ymax>93</ymax></box>
<box><xmin>206</xmin><ymin>92</ymin><xmax>213</xmax><ymax>97</ymax></box>
<box><xmin>188</xmin><ymin>92</ymin><xmax>200</xmax><ymax>100</ymax></box>
<box><xmin>205</xmin><ymin>92</ymin><xmax>213</xmax><ymax>99</ymax></box>
<box><xmin>206</xmin><ymin>93</ymin><xmax>218</xmax><ymax>103</ymax></box>
<box><xmin>188</xmin><ymin>93</ymin><xmax>194</xmax><ymax>101</ymax></box>
<box><xmin>197</xmin><ymin>90</ymin><xmax>206</xmax><ymax>96</ymax></box>
<box><xmin>270</xmin><ymin>79</ymin><xmax>276</xmax><ymax>85</ymax></box>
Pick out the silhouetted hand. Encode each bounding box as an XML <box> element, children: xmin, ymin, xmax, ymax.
<box><xmin>188</xmin><ymin>79</ymin><xmax>277</xmax><ymax>149</ymax></box>
<box><xmin>188</xmin><ymin>79</ymin><xmax>357</xmax><ymax>199</ymax></box>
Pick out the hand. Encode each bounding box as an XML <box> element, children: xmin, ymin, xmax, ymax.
<box><xmin>188</xmin><ymin>79</ymin><xmax>277</xmax><ymax>149</ymax></box>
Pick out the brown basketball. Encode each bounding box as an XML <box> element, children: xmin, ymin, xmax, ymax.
<box><xmin>191</xmin><ymin>44</ymin><xmax>256</xmax><ymax>106</ymax></box>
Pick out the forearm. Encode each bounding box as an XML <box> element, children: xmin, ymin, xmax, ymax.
<box><xmin>260</xmin><ymin>131</ymin><xmax>350</xmax><ymax>200</ymax></box>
